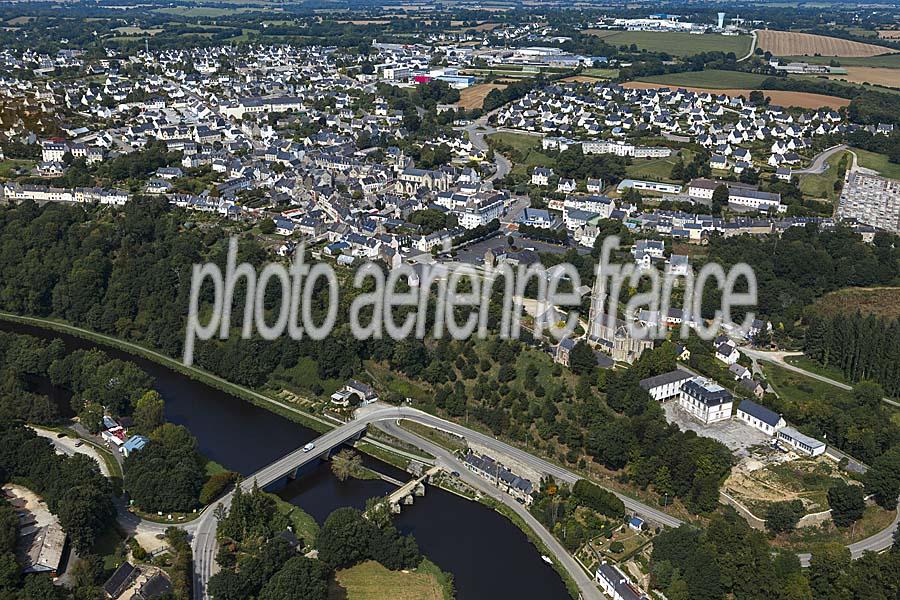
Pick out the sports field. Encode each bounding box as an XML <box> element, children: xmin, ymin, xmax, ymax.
<box><xmin>757</xmin><ymin>30</ymin><xmax>893</xmax><ymax>57</ymax></box>
<box><xmin>583</xmin><ymin>30</ymin><xmax>752</xmax><ymax>57</ymax></box>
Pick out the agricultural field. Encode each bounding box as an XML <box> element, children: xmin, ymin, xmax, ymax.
<box><xmin>756</xmin><ymin>30</ymin><xmax>893</xmax><ymax>57</ymax></box>
<box><xmin>583</xmin><ymin>30</ymin><xmax>752</xmax><ymax>57</ymax></box>
<box><xmin>582</xmin><ymin>68</ymin><xmax>619</xmax><ymax>79</ymax></box>
<box><xmin>877</xmin><ymin>30</ymin><xmax>900</xmax><ymax>40</ymax></box>
<box><xmin>456</xmin><ymin>83</ymin><xmax>506</xmax><ymax>110</ymax></box>
<box><xmin>635</xmin><ymin>69</ymin><xmax>770</xmax><ymax>89</ymax></box>
<box><xmin>809</xmin><ymin>286</ymin><xmax>900</xmax><ymax>322</ymax></box>
<box><xmin>825</xmin><ymin>67</ymin><xmax>900</xmax><ymax>89</ymax></box>
<box><xmin>851</xmin><ymin>147</ymin><xmax>900</xmax><ymax>179</ymax></box>
<box><xmin>623</xmin><ymin>81</ymin><xmax>849</xmax><ymax>109</ymax></box>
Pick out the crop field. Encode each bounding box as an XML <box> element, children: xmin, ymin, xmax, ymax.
<box><xmin>635</xmin><ymin>69</ymin><xmax>770</xmax><ymax>89</ymax></box>
<box><xmin>623</xmin><ymin>81</ymin><xmax>850</xmax><ymax>109</ymax></box>
<box><xmin>456</xmin><ymin>83</ymin><xmax>506</xmax><ymax>109</ymax></box>
<box><xmin>825</xmin><ymin>67</ymin><xmax>900</xmax><ymax>88</ymax></box>
<box><xmin>785</xmin><ymin>53</ymin><xmax>900</xmax><ymax>69</ymax></box>
<box><xmin>756</xmin><ymin>30</ymin><xmax>893</xmax><ymax>57</ymax></box>
<box><xmin>584</xmin><ymin>30</ymin><xmax>752</xmax><ymax>57</ymax></box>
<box><xmin>877</xmin><ymin>30</ymin><xmax>900</xmax><ymax>40</ymax></box>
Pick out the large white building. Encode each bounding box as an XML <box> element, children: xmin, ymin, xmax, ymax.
<box><xmin>679</xmin><ymin>377</ymin><xmax>734</xmax><ymax>424</ymax></box>
<box><xmin>639</xmin><ymin>370</ymin><xmax>693</xmax><ymax>402</ymax></box>
<box><xmin>736</xmin><ymin>399</ymin><xmax>786</xmax><ymax>436</ymax></box>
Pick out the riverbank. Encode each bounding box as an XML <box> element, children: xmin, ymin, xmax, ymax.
<box><xmin>0</xmin><ymin>313</ymin><xmax>577</xmax><ymax>599</ymax></box>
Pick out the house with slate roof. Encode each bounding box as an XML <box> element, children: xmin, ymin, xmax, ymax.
<box><xmin>736</xmin><ymin>399</ymin><xmax>786</xmax><ymax>436</ymax></box>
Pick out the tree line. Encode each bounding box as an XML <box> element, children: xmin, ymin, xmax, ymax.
<box><xmin>804</xmin><ymin>311</ymin><xmax>900</xmax><ymax>398</ymax></box>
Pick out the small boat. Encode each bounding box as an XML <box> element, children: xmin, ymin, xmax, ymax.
<box><xmin>541</xmin><ymin>555</ymin><xmax>553</xmax><ymax>565</ymax></box>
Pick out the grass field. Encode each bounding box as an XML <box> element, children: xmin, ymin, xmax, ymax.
<box><xmin>799</xmin><ymin>150</ymin><xmax>848</xmax><ymax>202</ymax></box>
<box><xmin>486</xmin><ymin>132</ymin><xmax>555</xmax><ymax>176</ymax></box>
<box><xmin>783</xmin><ymin>53</ymin><xmax>900</xmax><ymax>68</ymax></box>
<box><xmin>763</xmin><ymin>363</ymin><xmax>855</xmax><ymax>413</ymax></box>
<box><xmin>809</xmin><ymin>286</ymin><xmax>900</xmax><ymax>322</ymax></box>
<box><xmin>851</xmin><ymin>148</ymin><xmax>900</xmax><ymax>179</ymax></box>
<box><xmin>329</xmin><ymin>560</ymin><xmax>448</xmax><ymax>600</ymax></box>
<box><xmin>757</xmin><ymin>30</ymin><xmax>893</xmax><ymax>57</ymax></box>
<box><xmin>582</xmin><ymin>68</ymin><xmax>619</xmax><ymax>79</ymax></box>
<box><xmin>625</xmin><ymin>151</ymin><xmax>693</xmax><ymax>183</ymax></box>
<box><xmin>399</xmin><ymin>419</ymin><xmax>468</xmax><ymax>453</ymax></box>
<box><xmin>456</xmin><ymin>83</ymin><xmax>506</xmax><ymax>109</ymax></box>
<box><xmin>0</xmin><ymin>159</ymin><xmax>34</xmax><ymax>178</ymax></box>
<box><xmin>584</xmin><ymin>30</ymin><xmax>752</xmax><ymax>57</ymax></box>
<box><xmin>636</xmin><ymin>69</ymin><xmax>770</xmax><ymax>89</ymax></box>
<box><xmin>785</xmin><ymin>355</ymin><xmax>850</xmax><ymax>386</ymax></box>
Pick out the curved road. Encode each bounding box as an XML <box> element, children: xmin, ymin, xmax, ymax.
<box><xmin>191</xmin><ymin>404</ymin><xmax>680</xmax><ymax>599</ymax></box>
<box><xmin>791</xmin><ymin>144</ymin><xmax>848</xmax><ymax>175</ymax></box>
<box><xmin>460</xmin><ymin>110</ymin><xmax>511</xmax><ymax>182</ymax></box>
<box><xmin>377</xmin><ymin>420</ymin><xmax>603</xmax><ymax>600</ymax></box>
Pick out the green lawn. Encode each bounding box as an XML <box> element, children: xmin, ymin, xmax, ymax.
<box><xmin>269</xmin><ymin>492</ymin><xmax>319</xmax><ymax>548</ymax></box>
<box><xmin>851</xmin><ymin>148</ymin><xmax>900</xmax><ymax>179</ymax></box>
<box><xmin>0</xmin><ymin>159</ymin><xmax>34</xmax><ymax>178</ymax></box>
<box><xmin>587</xmin><ymin>30</ymin><xmax>752</xmax><ymax>57</ymax></box>
<box><xmin>763</xmin><ymin>363</ymin><xmax>855</xmax><ymax>413</ymax></box>
<box><xmin>799</xmin><ymin>150</ymin><xmax>849</xmax><ymax>202</ymax></box>
<box><xmin>636</xmin><ymin>69</ymin><xmax>770</xmax><ymax>89</ymax></box>
<box><xmin>625</xmin><ymin>150</ymin><xmax>693</xmax><ymax>183</ymax></box>
<box><xmin>399</xmin><ymin>419</ymin><xmax>468</xmax><ymax>453</ymax></box>
<box><xmin>582</xmin><ymin>68</ymin><xmax>619</xmax><ymax>79</ymax></box>
<box><xmin>784</xmin><ymin>355</ymin><xmax>850</xmax><ymax>386</ymax></box>
<box><xmin>486</xmin><ymin>132</ymin><xmax>555</xmax><ymax>176</ymax></box>
<box><xmin>329</xmin><ymin>559</ymin><xmax>449</xmax><ymax>600</ymax></box>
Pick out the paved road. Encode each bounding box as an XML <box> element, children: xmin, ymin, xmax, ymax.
<box><xmin>791</xmin><ymin>144</ymin><xmax>848</xmax><ymax>175</ymax></box>
<box><xmin>378</xmin><ymin>420</ymin><xmax>603</xmax><ymax>600</ymax></box>
<box><xmin>191</xmin><ymin>404</ymin><xmax>679</xmax><ymax>599</ymax></box>
<box><xmin>797</xmin><ymin>503</ymin><xmax>900</xmax><ymax>566</ymax></box>
<box><xmin>740</xmin><ymin>347</ymin><xmax>900</xmax><ymax>408</ymax></box>
<box><xmin>460</xmin><ymin>111</ymin><xmax>511</xmax><ymax>181</ymax></box>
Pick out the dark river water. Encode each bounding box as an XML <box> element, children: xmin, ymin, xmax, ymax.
<box><xmin>2</xmin><ymin>320</ymin><xmax>569</xmax><ymax>600</ymax></box>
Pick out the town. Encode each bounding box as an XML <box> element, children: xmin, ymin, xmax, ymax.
<box><xmin>0</xmin><ymin>3</ymin><xmax>898</xmax><ymax>600</ymax></box>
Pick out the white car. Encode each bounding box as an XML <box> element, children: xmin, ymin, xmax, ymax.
<box><xmin>302</xmin><ymin>442</ymin><xmax>315</xmax><ymax>453</ymax></box>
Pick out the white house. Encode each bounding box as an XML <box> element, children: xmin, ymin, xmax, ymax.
<box><xmin>776</xmin><ymin>426</ymin><xmax>826</xmax><ymax>457</ymax></box>
<box><xmin>736</xmin><ymin>399</ymin><xmax>786</xmax><ymax>436</ymax></box>
<box><xmin>596</xmin><ymin>563</ymin><xmax>647</xmax><ymax>600</ymax></box>
<box><xmin>679</xmin><ymin>377</ymin><xmax>734</xmax><ymax>425</ymax></box>
<box><xmin>639</xmin><ymin>370</ymin><xmax>692</xmax><ymax>402</ymax></box>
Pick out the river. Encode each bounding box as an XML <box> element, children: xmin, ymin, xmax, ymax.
<box><xmin>2</xmin><ymin>320</ymin><xmax>570</xmax><ymax>600</ymax></box>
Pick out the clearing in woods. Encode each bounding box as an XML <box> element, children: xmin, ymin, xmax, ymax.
<box><xmin>456</xmin><ymin>83</ymin><xmax>506</xmax><ymax>109</ymax></box>
<box><xmin>810</xmin><ymin>287</ymin><xmax>900</xmax><ymax>322</ymax></box>
<box><xmin>756</xmin><ymin>30</ymin><xmax>893</xmax><ymax>57</ymax></box>
<box><xmin>328</xmin><ymin>560</ymin><xmax>445</xmax><ymax>600</ymax></box>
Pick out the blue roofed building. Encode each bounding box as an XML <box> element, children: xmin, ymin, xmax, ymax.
<box><xmin>122</xmin><ymin>435</ymin><xmax>149</xmax><ymax>458</ymax></box>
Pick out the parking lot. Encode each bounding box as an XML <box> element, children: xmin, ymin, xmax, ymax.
<box><xmin>663</xmin><ymin>401</ymin><xmax>770</xmax><ymax>455</ymax></box>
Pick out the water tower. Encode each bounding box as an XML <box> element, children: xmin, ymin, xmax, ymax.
<box><xmin>717</xmin><ymin>12</ymin><xmax>726</xmax><ymax>29</ymax></box>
